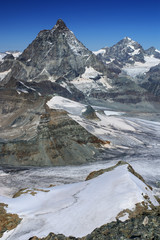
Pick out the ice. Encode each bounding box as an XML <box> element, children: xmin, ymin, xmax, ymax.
<box><xmin>104</xmin><ymin>110</ymin><xmax>124</xmax><ymax>116</ymax></box>
<box><xmin>123</xmin><ymin>55</ymin><xmax>160</xmax><ymax>78</ymax></box>
<box><xmin>82</xmin><ymin>66</ymin><xmax>102</xmax><ymax>79</ymax></box>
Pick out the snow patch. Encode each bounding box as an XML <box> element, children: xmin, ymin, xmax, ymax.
<box><xmin>93</xmin><ymin>49</ymin><xmax>106</xmax><ymax>56</ymax></box>
<box><xmin>104</xmin><ymin>110</ymin><xmax>124</xmax><ymax>116</ymax></box>
<box><xmin>0</xmin><ymin>69</ymin><xmax>11</xmax><ymax>81</ymax></box>
<box><xmin>47</xmin><ymin>96</ymin><xmax>85</xmax><ymax>115</ymax></box>
<box><xmin>82</xmin><ymin>66</ymin><xmax>102</xmax><ymax>79</ymax></box>
<box><xmin>155</xmin><ymin>49</ymin><xmax>160</xmax><ymax>54</ymax></box>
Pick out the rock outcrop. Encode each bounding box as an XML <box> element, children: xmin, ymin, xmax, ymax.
<box><xmin>29</xmin><ymin>206</ymin><xmax>160</xmax><ymax>240</ymax></box>
<box><xmin>141</xmin><ymin>64</ymin><xmax>160</xmax><ymax>97</ymax></box>
<box><xmin>0</xmin><ymin>90</ymin><xmax>103</xmax><ymax>166</ymax></box>
<box><xmin>0</xmin><ymin>203</ymin><xmax>21</xmax><ymax>238</ymax></box>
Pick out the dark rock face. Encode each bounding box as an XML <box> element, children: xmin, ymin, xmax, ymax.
<box><xmin>29</xmin><ymin>206</ymin><xmax>160</xmax><ymax>240</ymax></box>
<box><xmin>89</xmin><ymin>76</ymin><xmax>154</xmax><ymax>104</ymax></box>
<box><xmin>0</xmin><ymin>58</ymin><xmax>15</xmax><ymax>72</ymax></box>
<box><xmin>3</xmin><ymin>54</ymin><xmax>14</xmax><ymax>60</ymax></box>
<box><xmin>141</xmin><ymin>64</ymin><xmax>160</xmax><ymax>97</ymax></box>
<box><xmin>82</xmin><ymin>105</ymin><xmax>99</xmax><ymax>120</ymax></box>
<box><xmin>16</xmin><ymin>80</ymin><xmax>85</xmax><ymax>101</ymax></box>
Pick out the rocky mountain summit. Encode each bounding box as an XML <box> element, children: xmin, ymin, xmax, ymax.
<box><xmin>0</xmin><ymin>20</ymin><xmax>160</xmax><ymax>106</ymax></box>
<box><xmin>94</xmin><ymin>37</ymin><xmax>145</xmax><ymax>65</ymax></box>
<box><xmin>1</xmin><ymin>19</ymin><xmax>113</xmax><ymax>86</ymax></box>
<box><xmin>94</xmin><ymin>37</ymin><xmax>160</xmax><ymax>101</ymax></box>
<box><xmin>1</xmin><ymin>19</ymin><xmax>160</xmax><ymax>168</ymax></box>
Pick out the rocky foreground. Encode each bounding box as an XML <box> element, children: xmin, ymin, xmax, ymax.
<box><xmin>30</xmin><ymin>206</ymin><xmax>160</xmax><ymax>240</ymax></box>
<box><xmin>0</xmin><ymin>203</ymin><xmax>21</xmax><ymax>238</ymax></box>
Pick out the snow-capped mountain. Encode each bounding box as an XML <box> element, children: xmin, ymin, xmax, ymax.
<box><xmin>2</xmin><ymin>19</ymin><xmax>113</xmax><ymax>85</ymax></box>
<box><xmin>0</xmin><ymin>19</ymin><xmax>160</xmax><ymax>107</ymax></box>
<box><xmin>0</xmin><ymin>51</ymin><xmax>22</xmax><ymax>81</ymax></box>
<box><xmin>145</xmin><ymin>47</ymin><xmax>160</xmax><ymax>59</ymax></box>
<box><xmin>94</xmin><ymin>37</ymin><xmax>145</xmax><ymax>65</ymax></box>
<box><xmin>94</xmin><ymin>37</ymin><xmax>160</xmax><ymax>79</ymax></box>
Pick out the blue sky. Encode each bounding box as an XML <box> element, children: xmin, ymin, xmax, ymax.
<box><xmin>0</xmin><ymin>0</ymin><xmax>160</xmax><ymax>52</ymax></box>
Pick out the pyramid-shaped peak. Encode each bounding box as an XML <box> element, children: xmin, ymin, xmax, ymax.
<box><xmin>52</xmin><ymin>19</ymin><xmax>68</xmax><ymax>31</ymax></box>
<box><xmin>56</xmin><ymin>19</ymin><xmax>67</xmax><ymax>27</ymax></box>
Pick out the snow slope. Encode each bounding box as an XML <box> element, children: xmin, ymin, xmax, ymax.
<box><xmin>71</xmin><ymin>66</ymin><xmax>112</xmax><ymax>96</ymax></box>
<box><xmin>47</xmin><ymin>96</ymin><xmax>142</xmax><ymax>147</ymax></box>
<box><xmin>0</xmin><ymin>163</ymin><xmax>158</xmax><ymax>240</ymax></box>
<box><xmin>47</xmin><ymin>96</ymin><xmax>86</xmax><ymax>115</ymax></box>
<box><xmin>0</xmin><ymin>69</ymin><xmax>11</xmax><ymax>81</ymax></box>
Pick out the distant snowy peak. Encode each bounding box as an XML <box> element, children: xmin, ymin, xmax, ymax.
<box><xmin>94</xmin><ymin>37</ymin><xmax>160</xmax><ymax>80</ymax></box>
<box><xmin>93</xmin><ymin>49</ymin><xmax>106</xmax><ymax>56</ymax></box>
<box><xmin>93</xmin><ymin>37</ymin><xmax>145</xmax><ymax>66</ymax></box>
<box><xmin>0</xmin><ymin>51</ymin><xmax>21</xmax><ymax>61</ymax></box>
<box><xmin>145</xmin><ymin>47</ymin><xmax>160</xmax><ymax>59</ymax></box>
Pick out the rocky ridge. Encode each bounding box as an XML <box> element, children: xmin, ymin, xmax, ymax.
<box><xmin>0</xmin><ymin>92</ymin><xmax>104</xmax><ymax>166</ymax></box>
<box><xmin>29</xmin><ymin>206</ymin><xmax>160</xmax><ymax>240</ymax></box>
<box><xmin>0</xmin><ymin>203</ymin><xmax>21</xmax><ymax>238</ymax></box>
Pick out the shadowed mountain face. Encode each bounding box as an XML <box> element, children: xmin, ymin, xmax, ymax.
<box><xmin>0</xmin><ymin>89</ymin><xmax>103</xmax><ymax>167</ymax></box>
<box><xmin>141</xmin><ymin>64</ymin><xmax>160</xmax><ymax>96</ymax></box>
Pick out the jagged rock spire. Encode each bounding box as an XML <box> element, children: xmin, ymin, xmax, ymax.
<box><xmin>52</xmin><ymin>19</ymin><xmax>68</xmax><ymax>31</ymax></box>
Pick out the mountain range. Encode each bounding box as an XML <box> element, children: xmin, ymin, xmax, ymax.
<box><xmin>0</xmin><ymin>19</ymin><xmax>160</xmax><ymax>167</ymax></box>
<box><xmin>0</xmin><ymin>19</ymin><xmax>160</xmax><ymax>240</ymax></box>
<box><xmin>1</xmin><ymin>19</ymin><xmax>160</xmax><ymax>109</ymax></box>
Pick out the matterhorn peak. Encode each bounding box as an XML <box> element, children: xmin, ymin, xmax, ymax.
<box><xmin>51</xmin><ymin>19</ymin><xmax>68</xmax><ymax>31</ymax></box>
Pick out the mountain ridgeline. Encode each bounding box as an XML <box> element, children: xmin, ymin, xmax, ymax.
<box><xmin>0</xmin><ymin>19</ymin><xmax>160</xmax><ymax>167</ymax></box>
